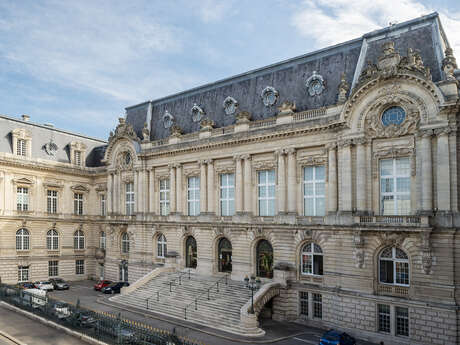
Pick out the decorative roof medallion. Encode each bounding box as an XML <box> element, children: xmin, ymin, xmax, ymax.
<box><xmin>381</xmin><ymin>106</ymin><xmax>406</xmax><ymax>127</ymax></box>
<box><xmin>44</xmin><ymin>139</ymin><xmax>58</xmax><ymax>156</ymax></box>
<box><xmin>163</xmin><ymin>110</ymin><xmax>174</xmax><ymax>129</ymax></box>
<box><xmin>261</xmin><ymin>86</ymin><xmax>279</xmax><ymax>107</ymax></box>
<box><xmin>305</xmin><ymin>71</ymin><xmax>325</xmax><ymax>96</ymax></box>
<box><xmin>191</xmin><ymin>104</ymin><xmax>205</xmax><ymax>123</ymax></box>
<box><xmin>223</xmin><ymin>96</ymin><xmax>238</xmax><ymax>115</ymax></box>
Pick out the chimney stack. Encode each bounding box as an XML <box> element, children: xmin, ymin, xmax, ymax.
<box><xmin>21</xmin><ymin>115</ymin><xmax>30</xmax><ymax>122</ymax></box>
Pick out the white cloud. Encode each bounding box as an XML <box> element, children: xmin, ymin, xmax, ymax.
<box><xmin>192</xmin><ymin>0</ymin><xmax>238</xmax><ymax>23</ymax></box>
<box><xmin>292</xmin><ymin>0</ymin><xmax>460</xmax><ymax>57</ymax></box>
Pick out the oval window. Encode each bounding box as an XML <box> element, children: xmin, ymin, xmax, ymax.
<box><xmin>381</xmin><ymin>106</ymin><xmax>406</xmax><ymax>126</ymax></box>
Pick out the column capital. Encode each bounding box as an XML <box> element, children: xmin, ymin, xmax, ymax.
<box><xmin>241</xmin><ymin>154</ymin><xmax>251</xmax><ymax>161</ymax></box>
<box><xmin>285</xmin><ymin>148</ymin><xmax>296</xmax><ymax>155</ymax></box>
<box><xmin>198</xmin><ymin>159</ymin><xmax>207</xmax><ymax>166</ymax></box>
<box><xmin>417</xmin><ymin>129</ymin><xmax>434</xmax><ymax>138</ymax></box>
<box><xmin>434</xmin><ymin>127</ymin><xmax>452</xmax><ymax>137</ymax></box>
<box><xmin>325</xmin><ymin>142</ymin><xmax>337</xmax><ymax>150</ymax></box>
<box><xmin>337</xmin><ymin>139</ymin><xmax>353</xmax><ymax>148</ymax></box>
<box><xmin>205</xmin><ymin>159</ymin><xmax>214</xmax><ymax>165</ymax></box>
<box><xmin>275</xmin><ymin>149</ymin><xmax>287</xmax><ymax>157</ymax></box>
<box><xmin>233</xmin><ymin>154</ymin><xmax>243</xmax><ymax>162</ymax></box>
<box><xmin>353</xmin><ymin>137</ymin><xmax>368</xmax><ymax>145</ymax></box>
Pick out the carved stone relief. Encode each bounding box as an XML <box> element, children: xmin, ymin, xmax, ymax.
<box><xmin>191</xmin><ymin>104</ymin><xmax>205</xmax><ymax>123</ymax></box>
<box><xmin>306</xmin><ymin>71</ymin><xmax>325</xmax><ymax>96</ymax></box>
<box><xmin>223</xmin><ymin>96</ymin><xmax>238</xmax><ymax>115</ymax></box>
<box><xmin>261</xmin><ymin>86</ymin><xmax>279</xmax><ymax>107</ymax></box>
<box><xmin>163</xmin><ymin>110</ymin><xmax>174</xmax><ymax>129</ymax></box>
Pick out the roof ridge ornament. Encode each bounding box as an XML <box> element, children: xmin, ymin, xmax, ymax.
<box><xmin>223</xmin><ymin>96</ymin><xmax>238</xmax><ymax>115</ymax></box>
<box><xmin>108</xmin><ymin>116</ymin><xmax>138</xmax><ymax>143</ymax></box>
<box><xmin>305</xmin><ymin>71</ymin><xmax>325</xmax><ymax>97</ymax></box>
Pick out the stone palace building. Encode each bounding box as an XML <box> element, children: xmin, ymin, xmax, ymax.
<box><xmin>0</xmin><ymin>12</ymin><xmax>459</xmax><ymax>345</ymax></box>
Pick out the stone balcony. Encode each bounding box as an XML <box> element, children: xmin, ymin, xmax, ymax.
<box><xmin>376</xmin><ymin>283</ymin><xmax>410</xmax><ymax>298</ymax></box>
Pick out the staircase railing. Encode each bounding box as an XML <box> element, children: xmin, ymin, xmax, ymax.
<box><xmin>183</xmin><ymin>273</ymin><xmax>229</xmax><ymax>320</ymax></box>
<box><xmin>146</xmin><ymin>269</ymin><xmax>191</xmax><ymax>309</ymax></box>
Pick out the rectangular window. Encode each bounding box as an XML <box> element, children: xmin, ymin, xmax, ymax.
<box><xmin>48</xmin><ymin>260</ymin><xmax>58</xmax><ymax>277</ymax></box>
<box><xmin>17</xmin><ymin>139</ymin><xmax>27</xmax><ymax>156</ymax></box>
<box><xmin>74</xmin><ymin>150</ymin><xmax>82</xmax><ymax>166</ymax></box>
<box><xmin>74</xmin><ymin>193</ymin><xmax>83</xmax><ymax>215</ymax></box>
<box><xmin>47</xmin><ymin>190</ymin><xmax>58</xmax><ymax>214</ymax></box>
<box><xmin>17</xmin><ymin>187</ymin><xmax>29</xmax><ymax>211</ymax></box>
<box><xmin>18</xmin><ymin>266</ymin><xmax>29</xmax><ymax>282</ymax></box>
<box><xmin>312</xmin><ymin>293</ymin><xmax>322</xmax><ymax>319</ymax></box>
<box><xmin>378</xmin><ymin>304</ymin><xmax>391</xmax><ymax>333</ymax></box>
<box><xmin>380</xmin><ymin>158</ymin><xmax>410</xmax><ymax>215</ymax></box>
<box><xmin>299</xmin><ymin>291</ymin><xmax>308</xmax><ymax>317</ymax></box>
<box><xmin>159</xmin><ymin>179</ymin><xmax>170</xmax><ymax>216</ymax></box>
<box><xmin>303</xmin><ymin>166</ymin><xmax>325</xmax><ymax>216</ymax></box>
<box><xmin>258</xmin><ymin>170</ymin><xmax>275</xmax><ymax>216</ymax></box>
<box><xmin>100</xmin><ymin>234</ymin><xmax>106</xmax><ymax>250</ymax></box>
<box><xmin>125</xmin><ymin>182</ymin><xmax>134</xmax><ymax>215</ymax></box>
<box><xmin>220</xmin><ymin>173</ymin><xmax>235</xmax><ymax>216</ymax></box>
<box><xmin>187</xmin><ymin>176</ymin><xmax>200</xmax><ymax>216</ymax></box>
<box><xmin>75</xmin><ymin>260</ymin><xmax>85</xmax><ymax>275</ymax></box>
<box><xmin>396</xmin><ymin>306</ymin><xmax>409</xmax><ymax>336</ymax></box>
<box><xmin>100</xmin><ymin>194</ymin><xmax>106</xmax><ymax>216</ymax></box>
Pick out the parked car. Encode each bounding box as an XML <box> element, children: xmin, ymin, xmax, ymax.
<box><xmin>16</xmin><ymin>282</ymin><xmax>35</xmax><ymax>289</ymax></box>
<box><xmin>94</xmin><ymin>279</ymin><xmax>112</xmax><ymax>291</ymax></box>
<box><xmin>73</xmin><ymin>312</ymin><xmax>97</xmax><ymax>328</ymax></box>
<box><xmin>23</xmin><ymin>288</ymin><xmax>47</xmax><ymax>309</ymax></box>
<box><xmin>101</xmin><ymin>282</ymin><xmax>129</xmax><ymax>294</ymax></box>
<box><xmin>49</xmin><ymin>278</ymin><xmax>69</xmax><ymax>290</ymax></box>
<box><xmin>34</xmin><ymin>281</ymin><xmax>54</xmax><ymax>291</ymax></box>
<box><xmin>52</xmin><ymin>302</ymin><xmax>71</xmax><ymax>319</ymax></box>
<box><xmin>319</xmin><ymin>330</ymin><xmax>356</xmax><ymax>345</ymax></box>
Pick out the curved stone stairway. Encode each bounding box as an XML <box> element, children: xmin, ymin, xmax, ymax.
<box><xmin>110</xmin><ymin>271</ymin><xmax>263</xmax><ymax>336</ymax></box>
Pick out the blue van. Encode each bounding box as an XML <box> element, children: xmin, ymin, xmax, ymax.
<box><xmin>319</xmin><ymin>330</ymin><xmax>356</xmax><ymax>345</ymax></box>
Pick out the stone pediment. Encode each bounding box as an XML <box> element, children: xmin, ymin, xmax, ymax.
<box><xmin>13</xmin><ymin>177</ymin><xmax>34</xmax><ymax>185</ymax></box>
<box><xmin>71</xmin><ymin>184</ymin><xmax>89</xmax><ymax>193</ymax></box>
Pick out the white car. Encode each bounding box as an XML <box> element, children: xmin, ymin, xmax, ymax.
<box><xmin>34</xmin><ymin>281</ymin><xmax>54</xmax><ymax>291</ymax></box>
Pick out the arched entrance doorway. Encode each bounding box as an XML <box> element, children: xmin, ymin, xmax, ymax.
<box><xmin>218</xmin><ymin>237</ymin><xmax>232</xmax><ymax>272</ymax></box>
<box><xmin>119</xmin><ymin>260</ymin><xmax>128</xmax><ymax>282</ymax></box>
<box><xmin>256</xmin><ymin>240</ymin><xmax>273</xmax><ymax>278</ymax></box>
<box><xmin>185</xmin><ymin>236</ymin><xmax>197</xmax><ymax>269</ymax></box>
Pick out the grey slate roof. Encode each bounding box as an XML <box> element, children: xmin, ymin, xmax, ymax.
<box><xmin>125</xmin><ymin>12</ymin><xmax>450</xmax><ymax>141</ymax></box>
<box><xmin>0</xmin><ymin>115</ymin><xmax>107</xmax><ymax>167</ymax></box>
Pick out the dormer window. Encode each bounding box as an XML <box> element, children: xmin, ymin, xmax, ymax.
<box><xmin>17</xmin><ymin>139</ymin><xmax>27</xmax><ymax>156</ymax></box>
<box><xmin>69</xmin><ymin>141</ymin><xmax>87</xmax><ymax>167</ymax></box>
<box><xmin>12</xmin><ymin>128</ymin><xmax>31</xmax><ymax>157</ymax></box>
<box><xmin>74</xmin><ymin>151</ymin><xmax>82</xmax><ymax>166</ymax></box>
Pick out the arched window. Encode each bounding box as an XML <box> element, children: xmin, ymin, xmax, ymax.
<box><xmin>100</xmin><ymin>231</ymin><xmax>106</xmax><ymax>250</ymax></box>
<box><xmin>16</xmin><ymin>228</ymin><xmax>30</xmax><ymax>250</ymax></box>
<box><xmin>157</xmin><ymin>234</ymin><xmax>167</xmax><ymax>258</ymax></box>
<box><xmin>301</xmin><ymin>243</ymin><xmax>323</xmax><ymax>276</ymax></box>
<box><xmin>46</xmin><ymin>229</ymin><xmax>59</xmax><ymax>250</ymax></box>
<box><xmin>185</xmin><ymin>236</ymin><xmax>197</xmax><ymax>268</ymax></box>
<box><xmin>379</xmin><ymin>247</ymin><xmax>409</xmax><ymax>286</ymax></box>
<box><xmin>121</xmin><ymin>233</ymin><xmax>130</xmax><ymax>254</ymax></box>
<box><xmin>256</xmin><ymin>240</ymin><xmax>273</xmax><ymax>278</ymax></box>
<box><xmin>74</xmin><ymin>230</ymin><xmax>85</xmax><ymax>250</ymax></box>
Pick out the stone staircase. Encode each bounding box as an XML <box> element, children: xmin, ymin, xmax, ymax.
<box><xmin>110</xmin><ymin>271</ymin><xmax>262</xmax><ymax>335</ymax></box>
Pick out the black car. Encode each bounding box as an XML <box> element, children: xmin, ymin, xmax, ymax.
<box><xmin>16</xmin><ymin>282</ymin><xmax>35</xmax><ymax>289</ymax></box>
<box><xmin>49</xmin><ymin>278</ymin><xmax>70</xmax><ymax>290</ymax></box>
<box><xmin>73</xmin><ymin>312</ymin><xmax>97</xmax><ymax>328</ymax></box>
<box><xmin>101</xmin><ymin>282</ymin><xmax>129</xmax><ymax>294</ymax></box>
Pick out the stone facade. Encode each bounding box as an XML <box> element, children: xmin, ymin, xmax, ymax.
<box><xmin>1</xmin><ymin>13</ymin><xmax>460</xmax><ymax>345</ymax></box>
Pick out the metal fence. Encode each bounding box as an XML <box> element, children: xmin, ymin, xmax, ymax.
<box><xmin>0</xmin><ymin>284</ymin><xmax>203</xmax><ymax>345</ymax></box>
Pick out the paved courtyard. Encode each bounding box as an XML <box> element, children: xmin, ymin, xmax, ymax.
<box><xmin>46</xmin><ymin>280</ymin><xmax>378</xmax><ymax>345</ymax></box>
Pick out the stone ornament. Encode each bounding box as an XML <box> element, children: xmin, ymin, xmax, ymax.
<box><xmin>115</xmin><ymin>150</ymin><xmax>133</xmax><ymax>171</ymax></box>
<box><xmin>305</xmin><ymin>71</ymin><xmax>325</xmax><ymax>96</ymax></box>
<box><xmin>163</xmin><ymin>110</ymin><xmax>174</xmax><ymax>129</ymax></box>
<box><xmin>337</xmin><ymin>72</ymin><xmax>349</xmax><ymax>103</ymax></box>
<box><xmin>261</xmin><ymin>86</ymin><xmax>279</xmax><ymax>107</ymax></box>
<box><xmin>142</xmin><ymin>123</ymin><xmax>150</xmax><ymax>142</ymax></box>
<box><xmin>223</xmin><ymin>96</ymin><xmax>238</xmax><ymax>115</ymax></box>
<box><xmin>442</xmin><ymin>47</ymin><xmax>458</xmax><ymax>81</ymax></box>
<box><xmin>277</xmin><ymin>101</ymin><xmax>296</xmax><ymax>116</ymax></box>
<box><xmin>200</xmin><ymin>118</ymin><xmax>214</xmax><ymax>131</ymax></box>
<box><xmin>235</xmin><ymin>111</ymin><xmax>251</xmax><ymax>124</ymax></box>
<box><xmin>169</xmin><ymin>124</ymin><xmax>182</xmax><ymax>137</ymax></box>
<box><xmin>44</xmin><ymin>139</ymin><xmax>58</xmax><ymax>156</ymax></box>
<box><xmin>191</xmin><ymin>104</ymin><xmax>205</xmax><ymax>123</ymax></box>
<box><xmin>381</xmin><ymin>106</ymin><xmax>406</xmax><ymax>126</ymax></box>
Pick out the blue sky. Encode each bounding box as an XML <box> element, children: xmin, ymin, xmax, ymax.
<box><xmin>1</xmin><ymin>0</ymin><xmax>459</xmax><ymax>140</ymax></box>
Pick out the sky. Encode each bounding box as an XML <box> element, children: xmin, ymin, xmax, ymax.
<box><xmin>1</xmin><ymin>0</ymin><xmax>459</xmax><ymax>140</ymax></box>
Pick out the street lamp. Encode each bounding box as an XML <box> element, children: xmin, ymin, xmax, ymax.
<box><xmin>244</xmin><ymin>275</ymin><xmax>261</xmax><ymax>314</ymax></box>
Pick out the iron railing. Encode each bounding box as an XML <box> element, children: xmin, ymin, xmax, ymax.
<box><xmin>0</xmin><ymin>283</ymin><xmax>201</xmax><ymax>345</ymax></box>
<box><xmin>184</xmin><ymin>274</ymin><xmax>229</xmax><ymax>320</ymax></box>
<box><xmin>146</xmin><ymin>270</ymin><xmax>191</xmax><ymax>309</ymax></box>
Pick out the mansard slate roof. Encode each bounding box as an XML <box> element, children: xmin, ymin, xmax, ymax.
<box><xmin>0</xmin><ymin>114</ymin><xmax>106</xmax><ymax>167</ymax></box>
<box><xmin>125</xmin><ymin>12</ymin><xmax>451</xmax><ymax>141</ymax></box>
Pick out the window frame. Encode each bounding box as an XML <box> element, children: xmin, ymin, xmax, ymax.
<box><xmin>17</xmin><ymin>186</ymin><xmax>29</xmax><ymax>211</ymax></box>
<box><xmin>220</xmin><ymin>173</ymin><xmax>235</xmax><ymax>216</ymax></box>
<box><xmin>125</xmin><ymin>182</ymin><xmax>135</xmax><ymax>216</ymax></box>
<box><xmin>378</xmin><ymin>304</ymin><xmax>391</xmax><ymax>333</ymax></box>
<box><xmin>75</xmin><ymin>259</ymin><xmax>85</xmax><ymax>275</ymax></box>
<box><xmin>16</xmin><ymin>228</ymin><xmax>30</xmax><ymax>251</ymax></box>
<box><xmin>17</xmin><ymin>138</ymin><xmax>27</xmax><ymax>157</ymax></box>
<box><xmin>100</xmin><ymin>231</ymin><xmax>106</xmax><ymax>250</ymax></box>
<box><xmin>312</xmin><ymin>293</ymin><xmax>322</xmax><ymax>319</ymax></box>
<box><xmin>73</xmin><ymin>230</ymin><xmax>85</xmax><ymax>250</ymax></box>
<box><xmin>159</xmin><ymin>179</ymin><xmax>170</xmax><ymax>216</ymax></box>
<box><xmin>48</xmin><ymin>260</ymin><xmax>59</xmax><ymax>277</ymax></box>
<box><xmin>74</xmin><ymin>193</ymin><xmax>84</xmax><ymax>215</ymax></box>
<box><xmin>18</xmin><ymin>266</ymin><xmax>29</xmax><ymax>282</ymax></box>
<box><xmin>379</xmin><ymin>157</ymin><xmax>411</xmax><ymax>215</ymax></box>
<box><xmin>379</xmin><ymin>247</ymin><xmax>410</xmax><ymax>287</ymax></box>
<box><xmin>100</xmin><ymin>194</ymin><xmax>106</xmax><ymax>216</ymax></box>
<box><xmin>257</xmin><ymin>169</ymin><xmax>276</xmax><ymax>216</ymax></box>
<box><xmin>395</xmin><ymin>306</ymin><xmax>409</xmax><ymax>337</ymax></box>
<box><xmin>121</xmin><ymin>233</ymin><xmax>130</xmax><ymax>254</ymax></box>
<box><xmin>157</xmin><ymin>234</ymin><xmax>167</xmax><ymax>259</ymax></box>
<box><xmin>46</xmin><ymin>229</ymin><xmax>59</xmax><ymax>250</ymax></box>
<box><xmin>187</xmin><ymin>176</ymin><xmax>200</xmax><ymax>216</ymax></box>
<box><xmin>300</xmin><ymin>243</ymin><xmax>323</xmax><ymax>276</ymax></box>
<box><xmin>47</xmin><ymin>190</ymin><xmax>58</xmax><ymax>214</ymax></box>
<box><xmin>303</xmin><ymin>165</ymin><xmax>325</xmax><ymax>216</ymax></box>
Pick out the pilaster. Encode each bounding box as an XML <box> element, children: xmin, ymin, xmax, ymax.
<box><xmin>286</xmin><ymin>148</ymin><xmax>297</xmax><ymax>215</ymax></box>
<box><xmin>234</xmin><ymin>155</ymin><xmax>243</xmax><ymax>213</ymax></box>
<box><xmin>199</xmin><ymin>160</ymin><xmax>207</xmax><ymax>214</ymax></box>
<box><xmin>436</xmin><ymin>128</ymin><xmax>451</xmax><ymax>211</ymax></box>
<box><xmin>326</xmin><ymin>143</ymin><xmax>337</xmax><ymax>214</ymax></box>
<box><xmin>276</xmin><ymin>149</ymin><xmax>287</xmax><ymax>214</ymax></box>
<box><xmin>206</xmin><ymin>159</ymin><xmax>215</xmax><ymax>214</ymax></box>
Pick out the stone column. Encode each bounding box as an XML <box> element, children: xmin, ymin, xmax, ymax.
<box><xmin>355</xmin><ymin>138</ymin><xmax>367</xmax><ymax>213</ymax></box>
<box><xmin>234</xmin><ymin>155</ymin><xmax>243</xmax><ymax>213</ymax></box>
<box><xmin>338</xmin><ymin>139</ymin><xmax>352</xmax><ymax>212</ymax></box>
<box><xmin>176</xmin><ymin>164</ymin><xmax>183</xmax><ymax>214</ymax></box>
<box><xmin>207</xmin><ymin>160</ymin><xmax>215</xmax><ymax>213</ymax></box>
<box><xmin>107</xmin><ymin>172</ymin><xmax>113</xmax><ymax>214</ymax></box>
<box><xmin>326</xmin><ymin>144</ymin><xmax>337</xmax><ymax>213</ymax></box>
<box><xmin>200</xmin><ymin>160</ymin><xmax>207</xmax><ymax>213</ymax></box>
<box><xmin>276</xmin><ymin>149</ymin><xmax>287</xmax><ymax>214</ymax></box>
<box><xmin>169</xmin><ymin>165</ymin><xmax>176</xmax><ymax>213</ymax></box>
<box><xmin>114</xmin><ymin>172</ymin><xmax>119</xmax><ymax>214</ymax></box>
<box><xmin>420</xmin><ymin>130</ymin><xmax>433</xmax><ymax>213</ymax></box>
<box><xmin>286</xmin><ymin>148</ymin><xmax>297</xmax><ymax>214</ymax></box>
<box><xmin>242</xmin><ymin>155</ymin><xmax>252</xmax><ymax>214</ymax></box>
<box><xmin>134</xmin><ymin>169</ymin><xmax>139</xmax><ymax>213</ymax></box>
<box><xmin>149</xmin><ymin>168</ymin><xmax>155</xmax><ymax>214</ymax></box>
<box><xmin>449</xmin><ymin>130</ymin><xmax>458</xmax><ymax>212</ymax></box>
<box><xmin>436</xmin><ymin>128</ymin><xmax>451</xmax><ymax>211</ymax></box>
